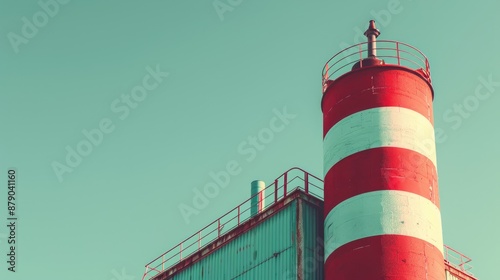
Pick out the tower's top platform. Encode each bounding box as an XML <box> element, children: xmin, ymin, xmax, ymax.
<box><xmin>322</xmin><ymin>21</ymin><xmax>431</xmax><ymax>92</ymax></box>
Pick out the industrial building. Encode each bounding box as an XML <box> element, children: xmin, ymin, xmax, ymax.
<box><xmin>141</xmin><ymin>21</ymin><xmax>477</xmax><ymax>280</ymax></box>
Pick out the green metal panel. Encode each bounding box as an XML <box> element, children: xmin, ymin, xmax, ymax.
<box><xmin>301</xmin><ymin>200</ymin><xmax>324</xmax><ymax>280</ymax></box>
<box><xmin>171</xmin><ymin>201</ymin><xmax>298</xmax><ymax>280</ymax></box>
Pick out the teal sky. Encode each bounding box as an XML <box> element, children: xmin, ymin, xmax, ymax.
<box><xmin>1</xmin><ymin>0</ymin><xmax>499</xmax><ymax>279</ymax></box>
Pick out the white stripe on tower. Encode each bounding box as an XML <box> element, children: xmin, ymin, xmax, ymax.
<box><xmin>323</xmin><ymin>106</ymin><xmax>437</xmax><ymax>175</ymax></box>
<box><xmin>324</xmin><ymin>190</ymin><xmax>443</xmax><ymax>261</ymax></box>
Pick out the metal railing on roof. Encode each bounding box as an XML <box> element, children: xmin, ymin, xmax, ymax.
<box><xmin>141</xmin><ymin>167</ymin><xmax>323</xmax><ymax>280</ymax></box>
<box><xmin>444</xmin><ymin>245</ymin><xmax>474</xmax><ymax>273</ymax></box>
<box><xmin>142</xmin><ymin>167</ymin><xmax>473</xmax><ymax>280</ymax></box>
<box><xmin>321</xmin><ymin>40</ymin><xmax>431</xmax><ymax>92</ymax></box>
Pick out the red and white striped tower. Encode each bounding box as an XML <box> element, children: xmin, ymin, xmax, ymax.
<box><xmin>322</xmin><ymin>21</ymin><xmax>444</xmax><ymax>279</ymax></box>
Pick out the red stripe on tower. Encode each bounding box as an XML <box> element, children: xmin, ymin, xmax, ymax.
<box><xmin>322</xmin><ymin>21</ymin><xmax>444</xmax><ymax>279</ymax></box>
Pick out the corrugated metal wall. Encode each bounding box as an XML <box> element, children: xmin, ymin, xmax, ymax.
<box><xmin>301</xmin><ymin>200</ymin><xmax>324</xmax><ymax>280</ymax></box>
<box><xmin>168</xmin><ymin>198</ymin><xmax>324</xmax><ymax>280</ymax></box>
<box><xmin>171</xmin><ymin>201</ymin><xmax>298</xmax><ymax>280</ymax></box>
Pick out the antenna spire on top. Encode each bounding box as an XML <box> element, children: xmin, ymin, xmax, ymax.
<box><xmin>364</xmin><ymin>20</ymin><xmax>381</xmax><ymax>57</ymax></box>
